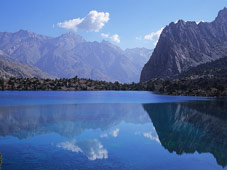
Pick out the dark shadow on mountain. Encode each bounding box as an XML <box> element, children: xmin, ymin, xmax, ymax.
<box><xmin>0</xmin><ymin>103</ymin><xmax>149</xmax><ymax>139</ymax></box>
<box><xmin>143</xmin><ymin>100</ymin><xmax>227</xmax><ymax>168</ymax></box>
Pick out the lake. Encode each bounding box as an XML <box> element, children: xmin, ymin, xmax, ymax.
<box><xmin>0</xmin><ymin>91</ymin><xmax>226</xmax><ymax>170</ymax></box>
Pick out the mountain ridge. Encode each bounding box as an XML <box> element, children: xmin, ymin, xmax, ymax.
<box><xmin>0</xmin><ymin>30</ymin><xmax>152</xmax><ymax>83</ymax></box>
<box><xmin>141</xmin><ymin>7</ymin><xmax>227</xmax><ymax>82</ymax></box>
<box><xmin>0</xmin><ymin>50</ymin><xmax>54</xmax><ymax>79</ymax></box>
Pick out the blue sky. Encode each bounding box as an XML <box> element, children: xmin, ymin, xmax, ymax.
<box><xmin>0</xmin><ymin>0</ymin><xmax>226</xmax><ymax>49</ymax></box>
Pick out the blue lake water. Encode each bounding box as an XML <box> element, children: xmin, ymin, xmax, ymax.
<box><xmin>0</xmin><ymin>91</ymin><xmax>226</xmax><ymax>170</ymax></box>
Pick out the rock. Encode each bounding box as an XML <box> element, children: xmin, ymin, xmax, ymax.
<box><xmin>141</xmin><ymin>8</ymin><xmax>227</xmax><ymax>82</ymax></box>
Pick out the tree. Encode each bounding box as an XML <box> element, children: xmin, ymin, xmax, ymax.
<box><xmin>0</xmin><ymin>79</ymin><xmax>4</xmax><ymax>90</ymax></box>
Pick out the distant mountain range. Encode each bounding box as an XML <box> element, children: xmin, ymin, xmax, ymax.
<box><xmin>0</xmin><ymin>30</ymin><xmax>152</xmax><ymax>83</ymax></box>
<box><xmin>0</xmin><ymin>50</ymin><xmax>53</xmax><ymax>79</ymax></box>
<box><xmin>141</xmin><ymin>7</ymin><xmax>227</xmax><ymax>82</ymax></box>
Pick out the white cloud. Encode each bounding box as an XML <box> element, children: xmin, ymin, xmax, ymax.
<box><xmin>144</xmin><ymin>27</ymin><xmax>164</xmax><ymax>41</ymax></box>
<box><xmin>101</xmin><ymin>33</ymin><xmax>109</xmax><ymax>38</ymax></box>
<box><xmin>153</xmin><ymin>39</ymin><xmax>159</xmax><ymax>46</ymax></box>
<box><xmin>110</xmin><ymin>128</ymin><xmax>120</xmax><ymax>137</ymax></box>
<box><xmin>58</xmin><ymin>10</ymin><xmax>109</xmax><ymax>32</ymax></box>
<box><xmin>57</xmin><ymin>141</ymin><xmax>82</xmax><ymax>153</ymax></box>
<box><xmin>196</xmin><ymin>20</ymin><xmax>204</xmax><ymax>24</ymax></box>
<box><xmin>100</xmin><ymin>128</ymin><xmax>120</xmax><ymax>138</ymax></box>
<box><xmin>57</xmin><ymin>139</ymin><xmax>108</xmax><ymax>161</ymax></box>
<box><xmin>100</xmin><ymin>133</ymin><xmax>108</xmax><ymax>138</ymax></box>
<box><xmin>110</xmin><ymin>34</ymin><xmax>120</xmax><ymax>43</ymax></box>
<box><xmin>143</xmin><ymin>131</ymin><xmax>160</xmax><ymax>143</ymax></box>
<box><xmin>101</xmin><ymin>33</ymin><xmax>120</xmax><ymax>43</ymax></box>
<box><xmin>136</xmin><ymin>36</ymin><xmax>142</xmax><ymax>40</ymax></box>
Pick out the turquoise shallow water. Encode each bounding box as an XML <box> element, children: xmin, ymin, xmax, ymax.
<box><xmin>0</xmin><ymin>91</ymin><xmax>226</xmax><ymax>170</ymax></box>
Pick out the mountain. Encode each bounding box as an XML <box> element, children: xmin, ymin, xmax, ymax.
<box><xmin>0</xmin><ymin>31</ymin><xmax>152</xmax><ymax>83</ymax></box>
<box><xmin>0</xmin><ymin>50</ymin><xmax>53</xmax><ymax>79</ymax></box>
<box><xmin>178</xmin><ymin>56</ymin><xmax>227</xmax><ymax>79</ymax></box>
<box><xmin>141</xmin><ymin>7</ymin><xmax>227</xmax><ymax>82</ymax></box>
<box><xmin>124</xmin><ymin>47</ymin><xmax>153</xmax><ymax>73</ymax></box>
<box><xmin>0</xmin><ymin>30</ymin><xmax>50</xmax><ymax>65</ymax></box>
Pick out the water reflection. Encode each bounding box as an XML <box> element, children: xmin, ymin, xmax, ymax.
<box><xmin>0</xmin><ymin>103</ymin><xmax>148</xmax><ymax>139</ymax></box>
<box><xmin>100</xmin><ymin>128</ymin><xmax>120</xmax><ymax>138</ymax></box>
<box><xmin>57</xmin><ymin>139</ymin><xmax>108</xmax><ymax>161</ymax></box>
<box><xmin>0</xmin><ymin>99</ymin><xmax>226</xmax><ymax>168</ymax></box>
<box><xmin>143</xmin><ymin>100</ymin><xmax>227</xmax><ymax>168</ymax></box>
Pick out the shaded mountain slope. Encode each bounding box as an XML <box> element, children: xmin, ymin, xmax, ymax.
<box><xmin>178</xmin><ymin>56</ymin><xmax>227</xmax><ymax>78</ymax></box>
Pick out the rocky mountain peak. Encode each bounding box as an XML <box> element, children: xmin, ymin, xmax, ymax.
<box><xmin>140</xmin><ymin>8</ymin><xmax>227</xmax><ymax>82</ymax></box>
<box><xmin>59</xmin><ymin>32</ymin><xmax>85</xmax><ymax>43</ymax></box>
<box><xmin>215</xmin><ymin>7</ymin><xmax>227</xmax><ymax>23</ymax></box>
<box><xmin>14</xmin><ymin>29</ymin><xmax>48</xmax><ymax>40</ymax></box>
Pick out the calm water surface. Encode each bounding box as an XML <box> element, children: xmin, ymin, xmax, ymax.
<box><xmin>0</xmin><ymin>91</ymin><xmax>226</xmax><ymax>170</ymax></box>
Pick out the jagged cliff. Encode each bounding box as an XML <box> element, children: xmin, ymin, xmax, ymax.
<box><xmin>141</xmin><ymin>7</ymin><xmax>227</xmax><ymax>82</ymax></box>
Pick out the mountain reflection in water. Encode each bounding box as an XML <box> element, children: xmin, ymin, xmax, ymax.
<box><xmin>143</xmin><ymin>100</ymin><xmax>227</xmax><ymax>168</ymax></box>
<box><xmin>0</xmin><ymin>99</ymin><xmax>226</xmax><ymax>169</ymax></box>
<box><xmin>0</xmin><ymin>103</ymin><xmax>149</xmax><ymax>139</ymax></box>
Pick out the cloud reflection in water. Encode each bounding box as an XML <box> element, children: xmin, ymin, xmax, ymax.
<box><xmin>57</xmin><ymin>139</ymin><xmax>108</xmax><ymax>161</ymax></box>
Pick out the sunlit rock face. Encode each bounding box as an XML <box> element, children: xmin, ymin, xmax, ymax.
<box><xmin>143</xmin><ymin>100</ymin><xmax>227</xmax><ymax>167</ymax></box>
<box><xmin>141</xmin><ymin>8</ymin><xmax>227</xmax><ymax>82</ymax></box>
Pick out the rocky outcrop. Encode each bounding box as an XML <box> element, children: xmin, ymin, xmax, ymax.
<box><xmin>141</xmin><ymin>7</ymin><xmax>227</xmax><ymax>82</ymax></box>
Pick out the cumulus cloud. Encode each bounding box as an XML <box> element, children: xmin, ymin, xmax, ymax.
<box><xmin>101</xmin><ymin>33</ymin><xmax>109</xmax><ymax>38</ymax></box>
<box><xmin>143</xmin><ymin>131</ymin><xmax>160</xmax><ymax>143</ymax></box>
<box><xmin>57</xmin><ymin>141</ymin><xmax>82</xmax><ymax>153</ymax></box>
<box><xmin>136</xmin><ymin>36</ymin><xmax>142</xmax><ymax>40</ymax></box>
<box><xmin>101</xmin><ymin>33</ymin><xmax>120</xmax><ymax>43</ymax></box>
<box><xmin>58</xmin><ymin>10</ymin><xmax>109</xmax><ymax>32</ymax></box>
<box><xmin>100</xmin><ymin>133</ymin><xmax>108</xmax><ymax>138</ymax></box>
<box><xmin>110</xmin><ymin>128</ymin><xmax>120</xmax><ymax>137</ymax></box>
<box><xmin>110</xmin><ymin>34</ymin><xmax>120</xmax><ymax>43</ymax></box>
<box><xmin>100</xmin><ymin>128</ymin><xmax>120</xmax><ymax>138</ymax></box>
<box><xmin>57</xmin><ymin>139</ymin><xmax>108</xmax><ymax>161</ymax></box>
<box><xmin>144</xmin><ymin>27</ymin><xmax>164</xmax><ymax>41</ymax></box>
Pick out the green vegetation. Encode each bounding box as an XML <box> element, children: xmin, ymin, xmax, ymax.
<box><xmin>0</xmin><ymin>77</ymin><xmax>147</xmax><ymax>91</ymax></box>
<box><xmin>1</xmin><ymin>76</ymin><xmax>227</xmax><ymax>97</ymax></box>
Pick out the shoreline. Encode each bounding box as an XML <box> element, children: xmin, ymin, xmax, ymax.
<box><xmin>1</xmin><ymin>77</ymin><xmax>227</xmax><ymax>97</ymax></box>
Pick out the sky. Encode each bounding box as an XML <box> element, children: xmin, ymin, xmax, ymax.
<box><xmin>0</xmin><ymin>0</ymin><xmax>226</xmax><ymax>49</ymax></box>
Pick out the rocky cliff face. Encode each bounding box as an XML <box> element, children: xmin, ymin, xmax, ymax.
<box><xmin>141</xmin><ymin>7</ymin><xmax>227</xmax><ymax>82</ymax></box>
